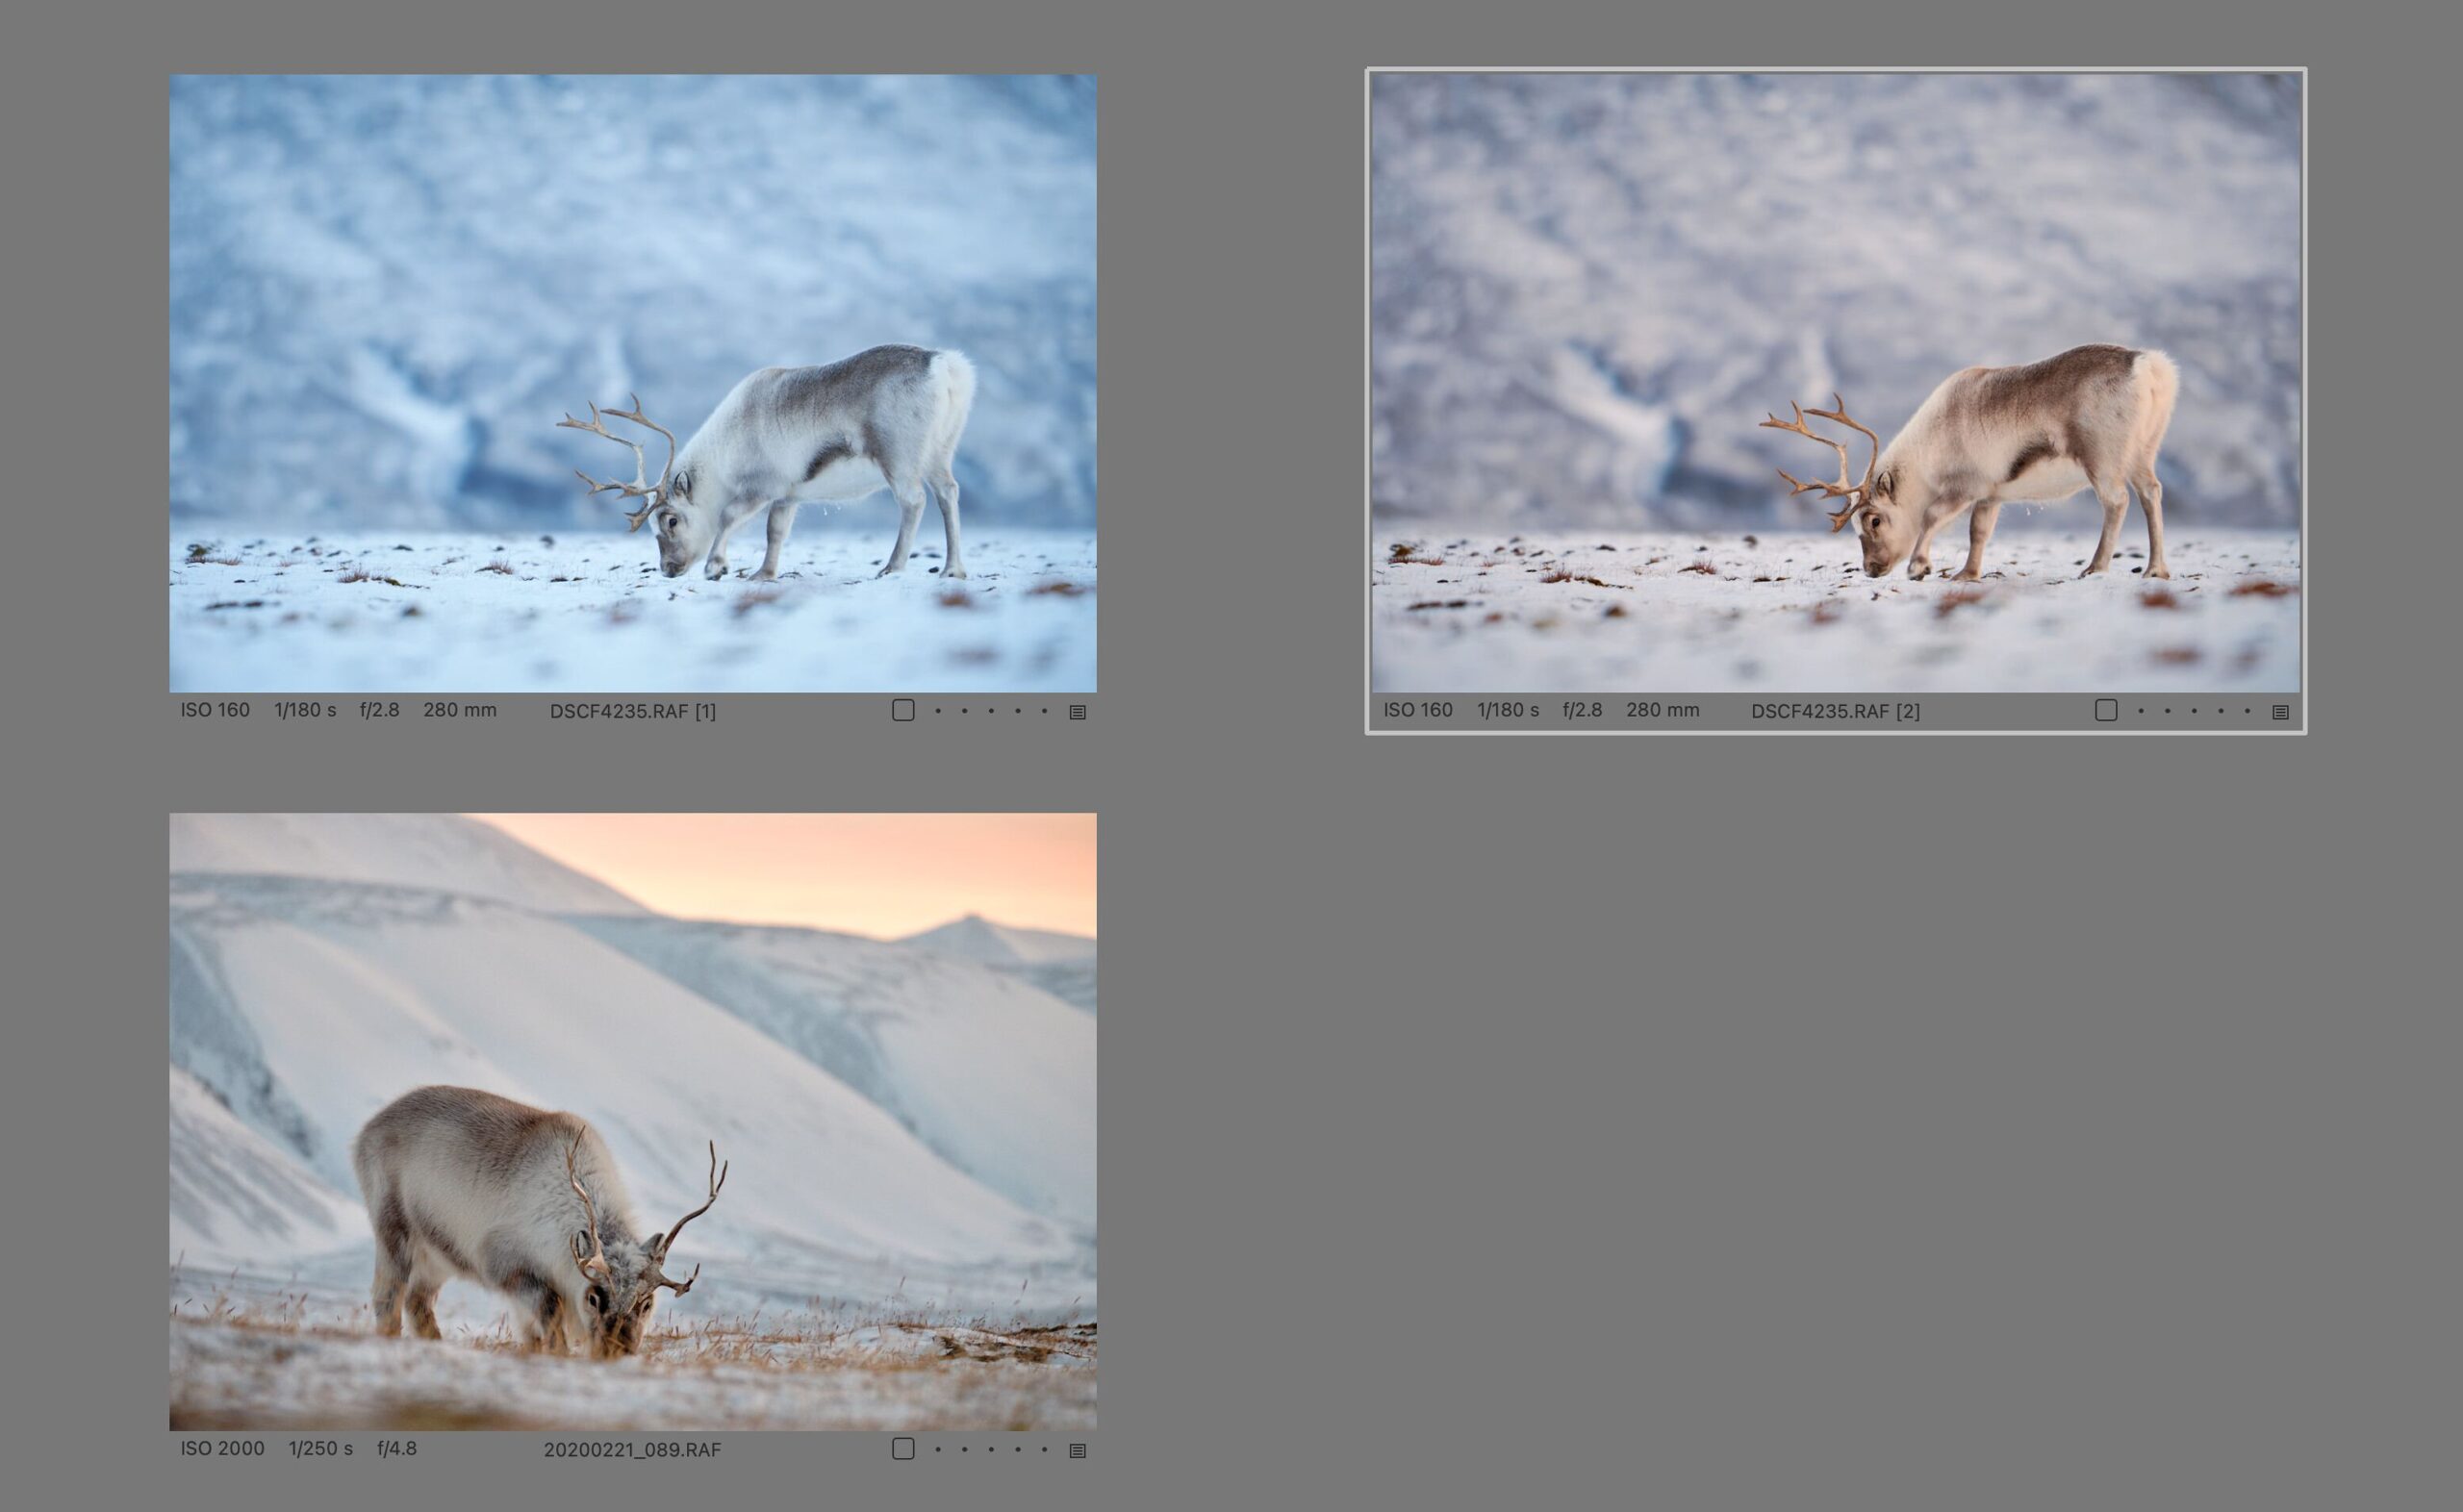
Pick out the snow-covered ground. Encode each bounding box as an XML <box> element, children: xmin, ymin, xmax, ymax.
<box><xmin>170</xmin><ymin>1305</ymin><xmax>1095</xmax><ymax>1430</ymax></box>
<box><xmin>169</xmin><ymin>528</ymin><xmax>1097</xmax><ymax>692</ymax></box>
<box><xmin>1374</xmin><ymin>527</ymin><xmax>2300</xmax><ymax>693</ymax></box>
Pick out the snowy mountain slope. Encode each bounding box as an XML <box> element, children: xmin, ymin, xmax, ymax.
<box><xmin>167</xmin><ymin>874</ymin><xmax>1086</xmax><ymax>1298</ymax></box>
<box><xmin>171</xmin><ymin>1065</ymin><xmax>368</xmax><ymax>1268</ymax></box>
<box><xmin>901</xmin><ymin>913</ymin><xmax>1097</xmax><ymax>966</ymax></box>
<box><xmin>170</xmin><ymin>75</ymin><xmax>1097</xmax><ymax>534</ymax></box>
<box><xmin>1012</xmin><ymin>960</ymin><xmax>1099</xmax><ymax>1016</ymax></box>
<box><xmin>569</xmin><ymin>917</ymin><xmax>1096</xmax><ymax>1229</ymax></box>
<box><xmin>900</xmin><ymin>913</ymin><xmax>1100</xmax><ymax>1013</ymax></box>
<box><xmin>1371</xmin><ymin>73</ymin><xmax>2300</xmax><ymax>530</ymax></box>
<box><xmin>170</xmin><ymin>814</ymin><xmax>645</xmax><ymax>915</ymax></box>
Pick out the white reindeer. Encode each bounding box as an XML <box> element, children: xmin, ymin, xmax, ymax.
<box><xmin>1763</xmin><ymin>344</ymin><xmax>2180</xmax><ymax>582</ymax></box>
<box><xmin>559</xmin><ymin>344</ymin><xmax>977</xmax><ymax>582</ymax></box>
<box><xmin>351</xmin><ymin>1086</ymin><xmax>725</xmax><ymax>1358</ymax></box>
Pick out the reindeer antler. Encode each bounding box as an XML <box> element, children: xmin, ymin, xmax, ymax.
<box><xmin>564</xmin><ymin>1127</ymin><xmax>612</xmax><ymax>1281</ymax></box>
<box><xmin>1760</xmin><ymin>391</ymin><xmax>1879</xmax><ymax>532</ymax></box>
<box><xmin>649</xmin><ymin>1140</ymin><xmax>727</xmax><ymax>1296</ymax></box>
<box><xmin>557</xmin><ymin>392</ymin><xmax>676</xmax><ymax>532</ymax></box>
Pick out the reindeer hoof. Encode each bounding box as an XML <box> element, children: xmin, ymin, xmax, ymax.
<box><xmin>876</xmin><ymin>564</ymin><xmax>904</xmax><ymax>579</ymax></box>
<box><xmin>749</xmin><ymin>569</ymin><xmax>778</xmax><ymax>584</ymax></box>
<box><xmin>2144</xmin><ymin>565</ymin><xmax>2172</xmax><ymax>581</ymax></box>
<box><xmin>942</xmin><ymin>566</ymin><xmax>968</xmax><ymax>581</ymax></box>
<box><xmin>1952</xmin><ymin>569</ymin><xmax>1983</xmax><ymax>583</ymax></box>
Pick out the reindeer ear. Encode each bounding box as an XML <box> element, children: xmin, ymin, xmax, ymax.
<box><xmin>669</xmin><ymin>469</ymin><xmax>689</xmax><ymax>499</ymax></box>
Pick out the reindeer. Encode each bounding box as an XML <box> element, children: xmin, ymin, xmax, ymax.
<box><xmin>350</xmin><ymin>1086</ymin><xmax>725</xmax><ymax>1358</ymax></box>
<box><xmin>559</xmin><ymin>345</ymin><xmax>977</xmax><ymax>582</ymax></box>
<box><xmin>1762</xmin><ymin>344</ymin><xmax>2180</xmax><ymax>582</ymax></box>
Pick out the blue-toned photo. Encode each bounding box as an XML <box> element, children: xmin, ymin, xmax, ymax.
<box><xmin>171</xmin><ymin>75</ymin><xmax>1098</xmax><ymax>693</ymax></box>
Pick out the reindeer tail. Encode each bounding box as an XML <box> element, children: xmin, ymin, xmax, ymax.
<box><xmin>927</xmin><ymin>350</ymin><xmax>978</xmax><ymax>465</ymax></box>
<box><xmin>2130</xmin><ymin>349</ymin><xmax>2180</xmax><ymax>468</ymax></box>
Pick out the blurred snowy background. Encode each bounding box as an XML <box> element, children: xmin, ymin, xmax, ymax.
<box><xmin>1370</xmin><ymin>73</ymin><xmax>2300</xmax><ymax>531</ymax></box>
<box><xmin>169</xmin><ymin>75</ymin><xmax>1097</xmax><ymax>533</ymax></box>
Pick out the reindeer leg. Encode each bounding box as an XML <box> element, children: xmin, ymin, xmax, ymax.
<box><xmin>370</xmin><ymin>1258</ymin><xmax>408</xmax><ymax>1338</ymax></box>
<box><xmin>930</xmin><ymin>466</ymin><xmax>966</xmax><ymax>580</ymax></box>
<box><xmin>704</xmin><ymin>499</ymin><xmax>758</xmax><ymax>581</ymax></box>
<box><xmin>369</xmin><ymin>1192</ymin><xmax>411</xmax><ymax>1336</ymax></box>
<box><xmin>2133</xmin><ymin>466</ymin><xmax>2171</xmax><ymax>580</ymax></box>
<box><xmin>1908</xmin><ymin>504</ymin><xmax>1960</xmax><ymax>581</ymax></box>
<box><xmin>878</xmin><ymin>477</ymin><xmax>928</xmax><ymax>578</ymax></box>
<box><xmin>2081</xmin><ymin>470</ymin><xmax>2129</xmax><ymax>576</ymax></box>
<box><xmin>752</xmin><ymin>500</ymin><xmax>799</xmax><ymax>582</ymax></box>
<box><xmin>1953</xmin><ymin>499</ymin><xmax>2002</xmax><ymax>582</ymax></box>
<box><xmin>403</xmin><ymin>1283</ymin><xmax>444</xmax><ymax>1341</ymax></box>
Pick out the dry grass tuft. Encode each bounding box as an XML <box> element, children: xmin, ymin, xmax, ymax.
<box><xmin>1809</xmin><ymin>601</ymin><xmax>1842</xmax><ymax>626</ymax></box>
<box><xmin>1678</xmin><ymin>562</ymin><xmax>1717</xmax><ymax>575</ymax></box>
<box><xmin>2140</xmin><ymin>588</ymin><xmax>2182</xmax><ymax>610</ymax></box>
<box><xmin>2229</xmin><ymin>579</ymin><xmax>2298</xmax><ymax>598</ymax></box>
<box><xmin>336</xmin><ymin>565</ymin><xmax>417</xmax><ymax>588</ymax></box>
<box><xmin>1026</xmin><ymin>580</ymin><xmax>1088</xmax><ymax>597</ymax></box>
<box><xmin>734</xmin><ymin>589</ymin><xmax>784</xmax><ymax>617</ymax></box>
<box><xmin>1539</xmin><ymin>570</ymin><xmax>1624</xmax><ymax>589</ymax></box>
<box><xmin>1408</xmin><ymin>598</ymin><xmax>1470</xmax><ymax>611</ymax></box>
<box><xmin>477</xmin><ymin>560</ymin><xmax>516</xmax><ymax>575</ymax></box>
<box><xmin>937</xmin><ymin>588</ymin><xmax>976</xmax><ymax>609</ymax></box>
<box><xmin>2152</xmin><ymin>645</ymin><xmax>2202</xmax><ymax>665</ymax></box>
<box><xmin>1935</xmin><ymin>589</ymin><xmax>1989</xmax><ymax>619</ymax></box>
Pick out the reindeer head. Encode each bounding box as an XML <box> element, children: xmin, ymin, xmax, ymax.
<box><xmin>564</xmin><ymin>1130</ymin><xmax>727</xmax><ymax>1359</ymax></box>
<box><xmin>1760</xmin><ymin>394</ymin><xmax>1908</xmax><ymax>577</ymax></box>
<box><xmin>557</xmin><ymin>395</ymin><xmax>707</xmax><ymax>577</ymax></box>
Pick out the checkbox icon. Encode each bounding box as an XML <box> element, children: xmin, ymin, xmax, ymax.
<box><xmin>892</xmin><ymin>698</ymin><xmax>915</xmax><ymax>721</ymax></box>
<box><xmin>892</xmin><ymin>1437</ymin><xmax>916</xmax><ymax>1460</ymax></box>
<box><xmin>2095</xmin><ymin>698</ymin><xmax>2118</xmax><ymax>722</ymax></box>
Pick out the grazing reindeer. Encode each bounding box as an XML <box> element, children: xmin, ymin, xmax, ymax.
<box><xmin>1762</xmin><ymin>344</ymin><xmax>2180</xmax><ymax>582</ymax></box>
<box><xmin>351</xmin><ymin>1086</ymin><xmax>726</xmax><ymax>1358</ymax></box>
<box><xmin>560</xmin><ymin>345</ymin><xmax>977</xmax><ymax>582</ymax></box>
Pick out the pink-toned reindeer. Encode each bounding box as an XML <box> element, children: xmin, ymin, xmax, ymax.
<box><xmin>1764</xmin><ymin>343</ymin><xmax>2180</xmax><ymax>582</ymax></box>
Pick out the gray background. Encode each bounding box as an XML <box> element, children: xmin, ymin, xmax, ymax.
<box><xmin>11</xmin><ymin>3</ymin><xmax>2456</xmax><ymax>1510</ymax></box>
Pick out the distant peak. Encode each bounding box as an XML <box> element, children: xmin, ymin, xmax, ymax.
<box><xmin>901</xmin><ymin>913</ymin><xmax>1095</xmax><ymax>965</ymax></box>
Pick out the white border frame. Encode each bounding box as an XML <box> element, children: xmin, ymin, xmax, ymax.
<box><xmin>1362</xmin><ymin>65</ymin><xmax>2308</xmax><ymax>737</ymax></box>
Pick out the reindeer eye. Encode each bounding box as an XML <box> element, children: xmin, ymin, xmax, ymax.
<box><xmin>587</xmin><ymin>1286</ymin><xmax>608</xmax><ymax>1312</ymax></box>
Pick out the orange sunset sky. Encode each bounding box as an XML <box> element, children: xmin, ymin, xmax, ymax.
<box><xmin>470</xmin><ymin>814</ymin><xmax>1097</xmax><ymax>939</ymax></box>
